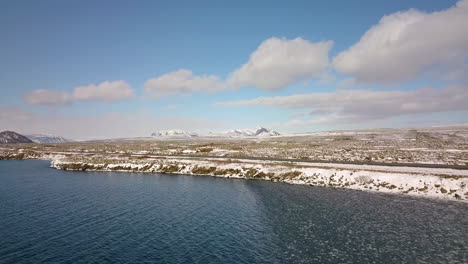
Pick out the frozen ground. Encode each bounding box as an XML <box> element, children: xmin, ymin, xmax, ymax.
<box><xmin>1</xmin><ymin>125</ymin><xmax>467</xmax><ymax>201</ymax></box>
<box><xmin>3</xmin><ymin>125</ymin><xmax>467</xmax><ymax>165</ymax></box>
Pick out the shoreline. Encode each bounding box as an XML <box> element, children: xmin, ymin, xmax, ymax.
<box><xmin>1</xmin><ymin>146</ymin><xmax>467</xmax><ymax>202</ymax></box>
<box><xmin>46</xmin><ymin>155</ymin><xmax>467</xmax><ymax>203</ymax></box>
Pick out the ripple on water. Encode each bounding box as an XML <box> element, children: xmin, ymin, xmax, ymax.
<box><xmin>0</xmin><ymin>160</ymin><xmax>467</xmax><ymax>264</ymax></box>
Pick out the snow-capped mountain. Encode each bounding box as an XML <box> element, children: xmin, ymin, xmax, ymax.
<box><xmin>225</xmin><ymin>129</ymin><xmax>256</xmax><ymax>137</ymax></box>
<box><xmin>151</xmin><ymin>130</ymin><xmax>199</xmax><ymax>138</ymax></box>
<box><xmin>253</xmin><ymin>127</ymin><xmax>280</xmax><ymax>137</ymax></box>
<box><xmin>150</xmin><ymin>127</ymin><xmax>279</xmax><ymax>138</ymax></box>
<box><xmin>0</xmin><ymin>131</ymin><xmax>34</xmax><ymax>144</ymax></box>
<box><xmin>26</xmin><ymin>134</ymin><xmax>71</xmax><ymax>143</ymax></box>
<box><xmin>224</xmin><ymin>127</ymin><xmax>280</xmax><ymax>137</ymax></box>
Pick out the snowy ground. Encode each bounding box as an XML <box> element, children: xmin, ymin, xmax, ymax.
<box><xmin>49</xmin><ymin>155</ymin><xmax>468</xmax><ymax>202</ymax></box>
<box><xmin>4</xmin><ymin>125</ymin><xmax>467</xmax><ymax>165</ymax></box>
<box><xmin>1</xmin><ymin>125</ymin><xmax>467</xmax><ymax>202</ymax></box>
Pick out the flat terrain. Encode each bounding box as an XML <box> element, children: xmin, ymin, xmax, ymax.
<box><xmin>2</xmin><ymin>125</ymin><xmax>467</xmax><ymax>201</ymax></box>
<box><xmin>2</xmin><ymin>125</ymin><xmax>467</xmax><ymax>166</ymax></box>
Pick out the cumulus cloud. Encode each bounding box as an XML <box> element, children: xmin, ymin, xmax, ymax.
<box><xmin>228</xmin><ymin>37</ymin><xmax>333</xmax><ymax>90</ymax></box>
<box><xmin>22</xmin><ymin>89</ymin><xmax>71</xmax><ymax>106</ymax></box>
<box><xmin>144</xmin><ymin>69</ymin><xmax>226</xmax><ymax>98</ymax></box>
<box><xmin>22</xmin><ymin>80</ymin><xmax>134</xmax><ymax>106</ymax></box>
<box><xmin>333</xmin><ymin>0</ymin><xmax>468</xmax><ymax>84</ymax></box>
<box><xmin>216</xmin><ymin>86</ymin><xmax>468</xmax><ymax>122</ymax></box>
<box><xmin>72</xmin><ymin>80</ymin><xmax>134</xmax><ymax>103</ymax></box>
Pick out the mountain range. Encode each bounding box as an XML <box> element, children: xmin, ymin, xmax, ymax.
<box><xmin>1</xmin><ymin>127</ymin><xmax>280</xmax><ymax>143</ymax></box>
<box><xmin>150</xmin><ymin>127</ymin><xmax>280</xmax><ymax>138</ymax></box>
<box><xmin>0</xmin><ymin>131</ymin><xmax>72</xmax><ymax>144</ymax></box>
<box><xmin>224</xmin><ymin>127</ymin><xmax>280</xmax><ymax>137</ymax></box>
<box><xmin>26</xmin><ymin>134</ymin><xmax>71</xmax><ymax>144</ymax></box>
<box><xmin>150</xmin><ymin>130</ymin><xmax>199</xmax><ymax>138</ymax></box>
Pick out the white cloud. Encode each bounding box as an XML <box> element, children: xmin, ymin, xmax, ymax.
<box><xmin>216</xmin><ymin>86</ymin><xmax>468</xmax><ymax>122</ymax></box>
<box><xmin>144</xmin><ymin>69</ymin><xmax>226</xmax><ymax>98</ymax></box>
<box><xmin>143</xmin><ymin>38</ymin><xmax>333</xmax><ymax>97</ymax></box>
<box><xmin>228</xmin><ymin>37</ymin><xmax>333</xmax><ymax>90</ymax></box>
<box><xmin>22</xmin><ymin>89</ymin><xmax>71</xmax><ymax>106</ymax></box>
<box><xmin>72</xmin><ymin>80</ymin><xmax>134</xmax><ymax>103</ymax></box>
<box><xmin>22</xmin><ymin>80</ymin><xmax>134</xmax><ymax>106</ymax></box>
<box><xmin>333</xmin><ymin>0</ymin><xmax>468</xmax><ymax>84</ymax></box>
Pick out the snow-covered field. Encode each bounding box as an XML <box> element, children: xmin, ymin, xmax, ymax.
<box><xmin>1</xmin><ymin>125</ymin><xmax>467</xmax><ymax>202</ymax></box>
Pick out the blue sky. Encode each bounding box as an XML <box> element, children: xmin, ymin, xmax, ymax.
<box><xmin>1</xmin><ymin>0</ymin><xmax>467</xmax><ymax>139</ymax></box>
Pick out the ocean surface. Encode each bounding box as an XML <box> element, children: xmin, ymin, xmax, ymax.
<box><xmin>0</xmin><ymin>160</ymin><xmax>467</xmax><ymax>263</ymax></box>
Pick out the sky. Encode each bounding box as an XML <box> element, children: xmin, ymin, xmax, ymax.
<box><xmin>1</xmin><ymin>0</ymin><xmax>467</xmax><ymax>139</ymax></box>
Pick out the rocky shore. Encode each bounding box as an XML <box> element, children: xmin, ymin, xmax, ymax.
<box><xmin>1</xmin><ymin>146</ymin><xmax>467</xmax><ymax>202</ymax></box>
<box><xmin>50</xmin><ymin>155</ymin><xmax>468</xmax><ymax>202</ymax></box>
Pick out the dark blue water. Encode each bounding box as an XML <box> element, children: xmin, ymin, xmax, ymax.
<box><xmin>0</xmin><ymin>160</ymin><xmax>467</xmax><ymax>263</ymax></box>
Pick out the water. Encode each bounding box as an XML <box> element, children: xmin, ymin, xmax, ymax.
<box><xmin>0</xmin><ymin>160</ymin><xmax>467</xmax><ymax>263</ymax></box>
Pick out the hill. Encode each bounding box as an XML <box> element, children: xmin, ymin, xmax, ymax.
<box><xmin>0</xmin><ymin>131</ymin><xmax>34</xmax><ymax>144</ymax></box>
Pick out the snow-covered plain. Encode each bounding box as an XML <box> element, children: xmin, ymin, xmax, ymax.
<box><xmin>1</xmin><ymin>125</ymin><xmax>467</xmax><ymax>202</ymax></box>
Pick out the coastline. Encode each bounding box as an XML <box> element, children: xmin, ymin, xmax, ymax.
<box><xmin>1</xmin><ymin>146</ymin><xmax>467</xmax><ymax>202</ymax></box>
<box><xmin>48</xmin><ymin>155</ymin><xmax>467</xmax><ymax>202</ymax></box>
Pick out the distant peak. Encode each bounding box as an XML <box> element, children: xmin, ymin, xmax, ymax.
<box><xmin>151</xmin><ymin>130</ymin><xmax>198</xmax><ymax>137</ymax></box>
<box><xmin>26</xmin><ymin>134</ymin><xmax>71</xmax><ymax>143</ymax></box>
<box><xmin>225</xmin><ymin>127</ymin><xmax>280</xmax><ymax>137</ymax></box>
<box><xmin>0</xmin><ymin>131</ymin><xmax>34</xmax><ymax>144</ymax></box>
